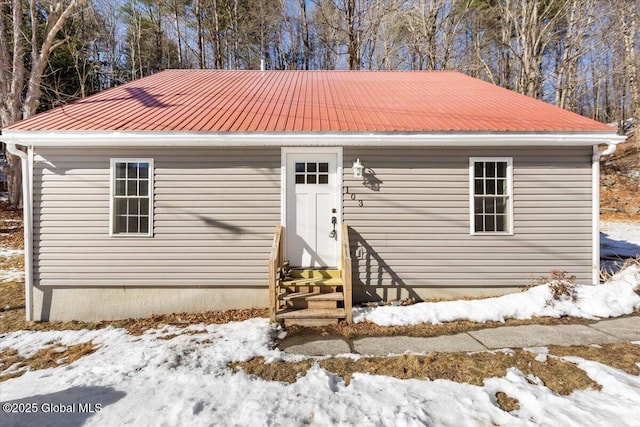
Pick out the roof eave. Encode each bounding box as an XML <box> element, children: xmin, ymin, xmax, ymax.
<box><xmin>1</xmin><ymin>130</ymin><xmax>626</xmax><ymax>147</ymax></box>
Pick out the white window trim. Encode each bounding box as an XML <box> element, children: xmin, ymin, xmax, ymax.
<box><xmin>469</xmin><ymin>157</ymin><xmax>514</xmax><ymax>236</ymax></box>
<box><xmin>109</xmin><ymin>158</ymin><xmax>154</xmax><ymax>237</ymax></box>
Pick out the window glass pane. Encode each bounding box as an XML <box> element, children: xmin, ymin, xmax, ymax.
<box><xmin>127</xmin><ymin>180</ymin><xmax>138</xmax><ymax>196</ymax></box>
<box><xmin>116</xmin><ymin>163</ymin><xmax>126</xmax><ymax>178</ymax></box>
<box><xmin>139</xmin><ymin>163</ymin><xmax>149</xmax><ymax>178</ymax></box>
<box><xmin>306</xmin><ymin>163</ymin><xmax>317</xmax><ymax>173</ymax></box>
<box><xmin>496</xmin><ymin>215</ymin><xmax>506</xmax><ymax>232</ymax></box>
<box><xmin>484</xmin><ymin>215</ymin><xmax>495</xmax><ymax>232</ymax></box>
<box><xmin>115</xmin><ymin>199</ymin><xmax>127</xmax><ymax>215</ymax></box>
<box><xmin>296</xmin><ymin>174</ymin><xmax>305</xmax><ymax>184</ymax></box>
<box><xmin>140</xmin><ymin>199</ymin><xmax>149</xmax><ymax>216</ymax></box>
<box><xmin>496</xmin><ymin>197</ymin><xmax>506</xmax><ymax>214</ymax></box>
<box><xmin>139</xmin><ymin>179</ymin><xmax>149</xmax><ymax>196</ymax></box>
<box><xmin>127</xmin><ymin>163</ymin><xmax>138</xmax><ymax>179</ymax></box>
<box><xmin>474</xmin><ymin>179</ymin><xmax>484</xmax><ymax>195</ymax></box>
<box><xmin>486</xmin><ymin>179</ymin><xmax>496</xmax><ymax>195</ymax></box>
<box><xmin>474</xmin><ymin>162</ymin><xmax>484</xmax><ymax>178</ymax></box>
<box><xmin>115</xmin><ymin>215</ymin><xmax>127</xmax><ymax>233</ymax></box>
<box><xmin>497</xmin><ymin>162</ymin><xmax>507</xmax><ymax>178</ymax></box>
<box><xmin>496</xmin><ymin>179</ymin><xmax>507</xmax><ymax>195</ymax></box>
<box><xmin>486</xmin><ymin>162</ymin><xmax>496</xmax><ymax>178</ymax></box>
<box><xmin>140</xmin><ymin>217</ymin><xmax>149</xmax><ymax>234</ymax></box>
<box><xmin>128</xmin><ymin>217</ymin><xmax>139</xmax><ymax>233</ymax></box>
<box><xmin>486</xmin><ymin>198</ymin><xmax>495</xmax><ymax>214</ymax></box>
<box><xmin>307</xmin><ymin>175</ymin><xmax>317</xmax><ymax>184</ymax></box>
<box><xmin>319</xmin><ymin>163</ymin><xmax>329</xmax><ymax>173</ymax></box>
<box><xmin>128</xmin><ymin>199</ymin><xmax>139</xmax><ymax>215</ymax></box>
<box><xmin>474</xmin><ymin>215</ymin><xmax>484</xmax><ymax>232</ymax></box>
<box><xmin>115</xmin><ymin>180</ymin><xmax>126</xmax><ymax>196</ymax></box>
<box><xmin>319</xmin><ymin>174</ymin><xmax>328</xmax><ymax>184</ymax></box>
<box><xmin>295</xmin><ymin>163</ymin><xmax>305</xmax><ymax>173</ymax></box>
<box><xmin>474</xmin><ymin>197</ymin><xmax>484</xmax><ymax>214</ymax></box>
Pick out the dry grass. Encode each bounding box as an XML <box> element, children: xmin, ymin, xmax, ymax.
<box><xmin>495</xmin><ymin>392</ymin><xmax>520</xmax><ymax>412</ymax></box>
<box><xmin>600</xmin><ymin>256</ymin><xmax>640</xmax><ymax>283</ymax></box>
<box><xmin>0</xmin><ymin>282</ymin><xmax>268</xmax><ymax>336</ymax></box>
<box><xmin>281</xmin><ymin>314</ymin><xmax>598</xmax><ymax>341</ymax></box>
<box><xmin>232</xmin><ymin>349</ymin><xmax>600</xmax><ymax>396</ymax></box>
<box><xmin>0</xmin><ymin>203</ymin><xmax>23</xmax><ymax>250</ymax></box>
<box><xmin>0</xmin><ymin>342</ymin><xmax>99</xmax><ymax>382</ymax></box>
<box><xmin>548</xmin><ymin>343</ymin><xmax>640</xmax><ymax>376</ymax></box>
<box><xmin>233</xmin><ymin>342</ymin><xmax>640</xmax><ymax>403</ymax></box>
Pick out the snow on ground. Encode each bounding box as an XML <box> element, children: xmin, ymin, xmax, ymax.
<box><xmin>2</xmin><ymin>318</ymin><xmax>640</xmax><ymax>426</ymax></box>
<box><xmin>355</xmin><ymin>222</ymin><xmax>640</xmax><ymax>326</ymax></box>
<box><xmin>0</xmin><ymin>248</ymin><xmax>24</xmax><ymax>283</ymax></box>
<box><xmin>601</xmin><ymin>220</ymin><xmax>640</xmax><ymax>260</ymax></box>
<box><xmin>354</xmin><ymin>264</ymin><xmax>640</xmax><ymax>326</ymax></box>
<box><xmin>1</xmin><ymin>222</ymin><xmax>640</xmax><ymax>425</ymax></box>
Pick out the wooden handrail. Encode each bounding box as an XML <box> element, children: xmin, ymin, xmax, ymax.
<box><xmin>341</xmin><ymin>224</ymin><xmax>353</xmax><ymax>323</ymax></box>
<box><xmin>268</xmin><ymin>225</ymin><xmax>283</xmax><ymax>322</ymax></box>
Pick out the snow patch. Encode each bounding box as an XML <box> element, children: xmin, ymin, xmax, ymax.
<box><xmin>353</xmin><ymin>265</ymin><xmax>640</xmax><ymax>326</ymax></box>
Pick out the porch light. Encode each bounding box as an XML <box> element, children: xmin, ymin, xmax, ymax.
<box><xmin>352</xmin><ymin>158</ymin><xmax>364</xmax><ymax>178</ymax></box>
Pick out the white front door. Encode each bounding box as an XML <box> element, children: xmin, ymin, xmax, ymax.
<box><xmin>285</xmin><ymin>150</ymin><xmax>340</xmax><ymax>268</ymax></box>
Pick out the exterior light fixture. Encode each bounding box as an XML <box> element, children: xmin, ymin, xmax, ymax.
<box><xmin>352</xmin><ymin>158</ymin><xmax>364</xmax><ymax>178</ymax></box>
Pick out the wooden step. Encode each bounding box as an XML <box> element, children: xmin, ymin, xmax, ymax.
<box><xmin>279</xmin><ymin>292</ymin><xmax>344</xmax><ymax>302</ymax></box>
<box><xmin>280</xmin><ymin>277</ymin><xmax>343</xmax><ymax>288</ymax></box>
<box><xmin>276</xmin><ymin>308</ymin><xmax>346</xmax><ymax>320</ymax></box>
<box><xmin>287</xmin><ymin>269</ymin><xmax>341</xmax><ymax>279</ymax></box>
<box><xmin>280</xmin><ymin>291</ymin><xmax>344</xmax><ymax>309</ymax></box>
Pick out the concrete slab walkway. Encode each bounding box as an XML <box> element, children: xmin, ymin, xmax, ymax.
<box><xmin>280</xmin><ymin>316</ymin><xmax>640</xmax><ymax>356</ymax></box>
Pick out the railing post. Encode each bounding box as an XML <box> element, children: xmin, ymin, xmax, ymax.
<box><xmin>268</xmin><ymin>225</ymin><xmax>283</xmax><ymax>322</ymax></box>
<box><xmin>341</xmin><ymin>224</ymin><xmax>353</xmax><ymax>324</ymax></box>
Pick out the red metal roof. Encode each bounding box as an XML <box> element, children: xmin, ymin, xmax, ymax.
<box><xmin>4</xmin><ymin>70</ymin><xmax>612</xmax><ymax>132</ymax></box>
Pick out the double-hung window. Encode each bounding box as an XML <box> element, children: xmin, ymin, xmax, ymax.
<box><xmin>110</xmin><ymin>159</ymin><xmax>153</xmax><ymax>236</ymax></box>
<box><xmin>470</xmin><ymin>158</ymin><xmax>513</xmax><ymax>234</ymax></box>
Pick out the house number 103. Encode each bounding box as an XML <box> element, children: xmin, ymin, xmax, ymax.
<box><xmin>344</xmin><ymin>187</ymin><xmax>364</xmax><ymax>207</ymax></box>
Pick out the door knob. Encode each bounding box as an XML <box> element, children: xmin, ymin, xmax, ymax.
<box><xmin>329</xmin><ymin>215</ymin><xmax>337</xmax><ymax>238</ymax></box>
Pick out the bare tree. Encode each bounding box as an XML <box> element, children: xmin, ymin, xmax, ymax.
<box><xmin>1</xmin><ymin>0</ymin><xmax>89</xmax><ymax>207</ymax></box>
<box><xmin>620</xmin><ymin>0</ymin><xmax>639</xmax><ymax>136</ymax></box>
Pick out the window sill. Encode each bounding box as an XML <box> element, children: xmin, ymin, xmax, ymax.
<box><xmin>470</xmin><ymin>231</ymin><xmax>514</xmax><ymax>237</ymax></box>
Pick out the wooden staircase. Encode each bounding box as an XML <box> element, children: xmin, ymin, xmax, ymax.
<box><xmin>276</xmin><ymin>269</ymin><xmax>346</xmax><ymax>326</ymax></box>
<box><xmin>268</xmin><ymin>224</ymin><xmax>353</xmax><ymax>326</ymax></box>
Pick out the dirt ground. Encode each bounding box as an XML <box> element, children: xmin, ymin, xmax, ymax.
<box><xmin>600</xmin><ymin>135</ymin><xmax>640</xmax><ymax>222</ymax></box>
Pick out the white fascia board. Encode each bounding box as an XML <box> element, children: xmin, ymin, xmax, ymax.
<box><xmin>1</xmin><ymin>130</ymin><xmax>626</xmax><ymax>147</ymax></box>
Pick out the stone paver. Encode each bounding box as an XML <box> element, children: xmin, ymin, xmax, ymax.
<box><xmin>279</xmin><ymin>317</ymin><xmax>640</xmax><ymax>356</ymax></box>
<box><xmin>588</xmin><ymin>316</ymin><xmax>640</xmax><ymax>341</ymax></box>
<box><xmin>467</xmin><ymin>324</ymin><xmax>619</xmax><ymax>349</ymax></box>
<box><xmin>281</xmin><ymin>337</ymin><xmax>351</xmax><ymax>356</ymax></box>
<box><xmin>352</xmin><ymin>334</ymin><xmax>486</xmax><ymax>356</ymax></box>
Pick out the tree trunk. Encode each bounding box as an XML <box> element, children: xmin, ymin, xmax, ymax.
<box><xmin>346</xmin><ymin>0</ymin><xmax>359</xmax><ymax>70</ymax></box>
<box><xmin>299</xmin><ymin>0</ymin><xmax>310</xmax><ymax>70</ymax></box>
<box><xmin>195</xmin><ymin>0</ymin><xmax>205</xmax><ymax>68</ymax></box>
<box><xmin>0</xmin><ymin>0</ymin><xmax>87</xmax><ymax>208</ymax></box>
<box><xmin>622</xmin><ymin>1</ymin><xmax>639</xmax><ymax>137</ymax></box>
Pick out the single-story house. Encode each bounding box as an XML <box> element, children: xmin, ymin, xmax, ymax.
<box><xmin>1</xmin><ymin>70</ymin><xmax>624</xmax><ymax>323</ymax></box>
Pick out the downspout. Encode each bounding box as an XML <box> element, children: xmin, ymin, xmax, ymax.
<box><xmin>592</xmin><ymin>141</ymin><xmax>619</xmax><ymax>284</ymax></box>
<box><xmin>5</xmin><ymin>142</ymin><xmax>33</xmax><ymax>321</ymax></box>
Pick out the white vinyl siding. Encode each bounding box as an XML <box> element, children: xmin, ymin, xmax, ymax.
<box><xmin>110</xmin><ymin>159</ymin><xmax>153</xmax><ymax>236</ymax></box>
<box><xmin>470</xmin><ymin>157</ymin><xmax>513</xmax><ymax>235</ymax></box>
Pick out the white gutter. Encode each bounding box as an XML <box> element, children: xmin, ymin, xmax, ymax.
<box><xmin>5</xmin><ymin>142</ymin><xmax>33</xmax><ymax>321</ymax></box>
<box><xmin>0</xmin><ymin>130</ymin><xmax>626</xmax><ymax>147</ymax></box>
<box><xmin>592</xmin><ymin>140</ymin><xmax>623</xmax><ymax>284</ymax></box>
